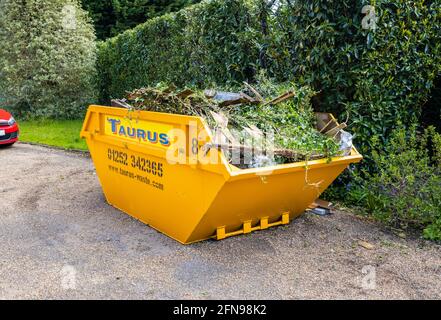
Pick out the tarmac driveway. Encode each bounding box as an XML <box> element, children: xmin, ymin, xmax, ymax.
<box><xmin>0</xmin><ymin>143</ymin><xmax>440</xmax><ymax>299</ymax></box>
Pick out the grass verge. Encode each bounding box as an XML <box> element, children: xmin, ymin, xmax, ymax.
<box><xmin>18</xmin><ymin>119</ymin><xmax>87</xmax><ymax>151</ymax></box>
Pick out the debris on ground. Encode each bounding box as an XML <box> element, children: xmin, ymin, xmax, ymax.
<box><xmin>308</xmin><ymin>199</ymin><xmax>333</xmax><ymax>216</ymax></box>
<box><xmin>358</xmin><ymin>240</ymin><xmax>375</xmax><ymax>250</ymax></box>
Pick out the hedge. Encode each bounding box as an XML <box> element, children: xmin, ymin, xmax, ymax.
<box><xmin>97</xmin><ymin>0</ymin><xmax>260</xmax><ymax>101</ymax></box>
<box><xmin>0</xmin><ymin>0</ymin><xmax>97</xmax><ymax>119</ymax></box>
<box><xmin>97</xmin><ymin>0</ymin><xmax>441</xmax><ymax>155</ymax></box>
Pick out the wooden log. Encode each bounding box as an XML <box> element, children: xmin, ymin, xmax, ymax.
<box><xmin>262</xmin><ymin>90</ymin><xmax>295</xmax><ymax>106</ymax></box>
<box><xmin>176</xmin><ymin>89</ymin><xmax>194</xmax><ymax>99</ymax></box>
<box><xmin>111</xmin><ymin>99</ymin><xmax>132</xmax><ymax>109</ymax></box>
<box><xmin>243</xmin><ymin>81</ymin><xmax>264</xmax><ymax>102</ymax></box>
<box><xmin>218</xmin><ymin>98</ymin><xmax>249</xmax><ymax>107</ymax></box>
<box><xmin>324</xmin><ymin>123</ymin><xmax>347</xmax><ymax>137</ymax></box>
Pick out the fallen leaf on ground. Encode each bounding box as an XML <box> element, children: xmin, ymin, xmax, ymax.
<box><xmin>358</xmin><ymin>240</ymin><xmax>375</xmax><ymax>250</ymax></box>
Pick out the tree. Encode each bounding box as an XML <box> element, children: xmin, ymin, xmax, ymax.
<box><xmin>81</xmin><ymin>0</ymin><xmax>200</xmax><ymax>39</ymax></box>
<box><xmin>80</xmin><ymin>0</ymin><xmax>116</xmax><ymax>40</ymax></box>
<box><xmin>0</xmin><ymin>0</ymin><xmax>97</xmax><ymax>119</ymax></box>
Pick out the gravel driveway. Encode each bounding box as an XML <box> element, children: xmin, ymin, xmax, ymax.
<box><xmin>0</xmin><ymin>143</ymin><xmax>440</xmax><ymax>299</ymax></box>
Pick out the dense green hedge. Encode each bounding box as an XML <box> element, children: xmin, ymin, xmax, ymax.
<box><xmin>98</xmin><ymin>0</ymin><xmax>441</xmax><ymax>154</ymax></box>
<box><xmin>268</xmin><ymin>0</ymin><xmax>441</xmax><ymax>157</ymax></box>
<box><xmin>97</xmin><ymin>0</ymin><xmax>260</xmax><ymax>101</ymax></box>
<box><xmin>81</xmin><ymin>0</ymin><xmax>200</xmax><ymax>40</ymax></box>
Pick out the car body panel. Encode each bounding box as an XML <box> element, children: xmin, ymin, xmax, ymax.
<box><xmin>0</xmin><ymin>109</ymin><xmax>19</xmax><ymax>145</ymax></box>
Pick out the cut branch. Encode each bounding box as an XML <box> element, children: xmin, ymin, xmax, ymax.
<box><xmin>263</xmin><ymin>91</ymin><xmax>296</xmax><ymax>106</ymax></box>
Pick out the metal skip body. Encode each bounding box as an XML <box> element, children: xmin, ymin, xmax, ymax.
<box><xmin>80</xmin><ymin>106</ymin><xmax>362</xmax><ymax>244</ymax></box>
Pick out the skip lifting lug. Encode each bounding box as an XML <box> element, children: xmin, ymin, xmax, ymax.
<box><xmin>215</xmin><ymin>212</ymin><xmax>290</xmax><ymax>240</ymax></box>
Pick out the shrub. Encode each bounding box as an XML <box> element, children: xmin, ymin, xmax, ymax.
<box><xmin>267</xmin><ymin>0</ymin><xmax>441</xmax><ymax>159</ymax></box>
<box><xmin>0</xmin><ymin>0</ymin><xmax>97</xmax><ymax>119</ymax></box>
<box><xmin>347</xmin><ymin>125</ymin><xmax>441</xmax><ymax>240</ymax></box>
<box><xmin>97</xmin><ymin>0</ymin><xmax>260</xmax><ymax>102</ymax></box>
<box><xmin>97</xmin><ymin>0</ymin><xmax>441</xmax><ymax>156</ymax></box>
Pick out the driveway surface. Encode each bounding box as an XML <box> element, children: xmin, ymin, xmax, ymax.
<box><xmin>0</xmin><ymin>143</ymin><xmax>440</xmax><ymax>299</ymax></box>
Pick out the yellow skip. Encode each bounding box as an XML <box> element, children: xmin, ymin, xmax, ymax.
<box><xmin>81</xmin><ymin>106</ymin><xmax>362</xmax><ymax>244</ymax></box>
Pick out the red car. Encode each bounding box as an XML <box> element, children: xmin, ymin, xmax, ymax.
<box><xmin>0</xmin><ymin>109</ymin><xmax>19</xmax><ymax>146</ymax></box>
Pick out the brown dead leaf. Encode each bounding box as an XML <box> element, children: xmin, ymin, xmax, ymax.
<box><xmin>358</xmin><ymin>240</ymin><xmax>375</xmax><ymax>250</ymax></box>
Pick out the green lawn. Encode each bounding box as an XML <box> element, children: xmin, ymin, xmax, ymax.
<box><xmin>18</xmin><ymin>120</ymin><xmax>88</xmax><ymax>151</ymax></box>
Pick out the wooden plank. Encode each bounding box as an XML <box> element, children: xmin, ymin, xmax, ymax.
<box><xmin>243</xmin><ymin>81</ymin><xmax>264</xmax><ymax>102</ymax></box>
<box><xmin>176</xmin><ymin>89</ymin><xmax>194</xmax><ymax>99</ymax></box>
<box><xmin>324</xmin><ymin>123</ymin><xmax>347</xmax><ymax>137</ymax></box>
<box><xmin>111</xmin><ymin>99</ymin><xmax>132</xmax><ymax>109</ymax></box>
<box><xmin>262</xmin><ymin>91</ymin><xmax>295</xmax><ymax>106</ymax></box>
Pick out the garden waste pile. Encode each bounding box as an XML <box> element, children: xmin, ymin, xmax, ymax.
<box><xmin>116</xmin><ymin>81</ymin><xmax>352</xmax><ymax>168</ymax></box>
<box><xmin>82</xmin><ymin>81</ymin><xmax>362</xmax><ymax>244</ymax></box>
